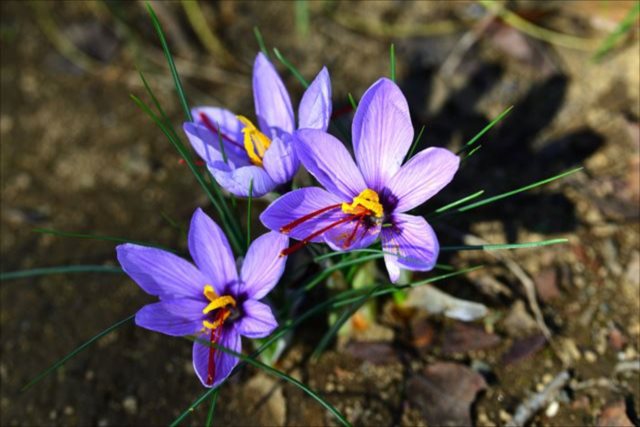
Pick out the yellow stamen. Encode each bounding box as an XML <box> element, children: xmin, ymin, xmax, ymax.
<box><xmin>203</xmin><ymin>310</ymin><xmax>231</xmax><ymax>330</ymax></box>
<box><xmin>341</xmin><ymin>189</ymin><xmax>384</xmax><ymax>218</ymax></box>
<box><xmin>237</xmin><ymin>115</ymin><xmax>271</xmax><ymax>167</ymax></box>
<box><xmin>202</xmin><ymin>284</ymin><xmax>236</xmax><ymax>315</ymax></box>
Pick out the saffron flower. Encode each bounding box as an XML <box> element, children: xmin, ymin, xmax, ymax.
<box><xmin>116</xmin><ymin>208</ymin><xmax>288</xmax><ymax>388</ymax></box>
<box><xmin>183</xmin><ymin>53</ymin><xmax>332</xmax><ymax>197</ymax></box>
<box><xmin>260</xmin><ymin>78</ymin><xmax>460</xmax><ymax>282</ymax></box>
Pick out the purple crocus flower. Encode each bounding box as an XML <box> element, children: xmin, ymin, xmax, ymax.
<box><xmin>260</xmin><ymin>78</ymin><xmax>460</xmax><ymax>283</ymax></box>
<box><xmin>183</xmin><ymin>53</ymin><xmax>332</xmax><ymax>198</ymax></box>
<box><xmin>116</xmin><ymin>208</ymin><xmax>288</xmax><ymax>388</ymax></box>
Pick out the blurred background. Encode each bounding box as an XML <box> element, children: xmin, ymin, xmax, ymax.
<box><xmin>1</xmin><ymin>1</ymin><xmax>638</xmax><ymax>425</ymax></box>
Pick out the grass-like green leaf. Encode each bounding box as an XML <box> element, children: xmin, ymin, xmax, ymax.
<box><xmin>593</xmin><ymin>2</ymin><xmax>640</xmax><ymax>62</ymax></box>
<box><xmin>145</xmin><ymin>2</ymin><xmax>192</xmax><ymax>122</ymax></box>
<box><xmin>33</xmin><ymin>227</ymin><xmax>172</xmax><ymax>250</ymax></box>
<box><xmin>295</xmin><ymin>0</ymin><xmax>310</xmax><ymax>37</ymax></box>
<box><xmin>457</xmin><ymin>167</ymin><xmax>583</xmax><ymax>212</ymax></box>
<box><xmin>434</xmin><ymin>190</ymin><xmax>485</xmax><ymax>213</ymax></box>
<box><xmin>205</xmin><ymin>388</ymin><xmax>219</xmax><ymax>427</ymax></box>
<box><xmin>253</xmin><ymin>26</ymin><xmax>270</xmax><ymax>59</ymax></box>
<box><xmin>440</xmin><ymin>238</ymin><xmax>568</xmax><ymax>252</ymax></box>
<box><xmin>457</xmin><ymin>106</ymin><xmax>513</xmax><ymax>155</ymax></box>
<box><xmin>1</xmin><ymin>265</ymin><xmax>123</xmax><ymax>281</ymax></box>
<box><xmin>347</xmin><ymin>93</ymin><xmax>358</xmax><ymax>110</ymax></box>
<box><xmin>273</xmin><ymin>47</ymin><xmax>309</xmax><ymax>88</ymax></box>
<box><xmin>406</xmin><ymin>124</ymin><xmax>426</xmax><ymax>160</ymax></box>
<box><xmin>188</xmin><ymin>337</ymin><xmax>351</xmax><ymax>427</ymax></box>
<box><xmin>22</xmin><ymin>315</ymin><xmax>135</xmax><ymax>392</ymax></box>
<box><xmin>246</xmin><ymin>179</ymin><xmax>254</xmax><ymax>250</ymax></box>
<box><xmin>390</xmin><ymin>43</ymin><xmax>396</xmax><ymax>82</ymax></box>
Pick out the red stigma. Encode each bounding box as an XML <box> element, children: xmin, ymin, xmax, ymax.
<box><xmin>280</xmin><ymin>214</ymin><xmax>364</xmax><ymax>256</ymax></box>
<box><xmin>280</xmin><ymin>203</ymin><xmax>342</xmax><ymax>234</ymax></box>
<box><xmin>199</xmin><ymin>113</ymin><xmax>243</xmax><ymax>149</ymax></box>
<box><xmin>205</xmin><ymin>308</ymin><xmax>228</xmax><ymax>386</ymax></box>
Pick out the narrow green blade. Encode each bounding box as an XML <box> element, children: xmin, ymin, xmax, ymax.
<box><xmin>457</xmin><ymin>167</ymin><xmax>583</xmax><ymax>212</ymax></box>
<box><xmin>145</xmin><ymin>2</ymin><xmax>192</xmax><ymax>121</ymax></box>
<box><xmin>1</xmin><ymin>265</ymin><xmax>123</xmax><ymax>281</ymax></box>
<box><xmin>273</xmin><ymin>47</ymin><xmax>309</xmax><ymax>88</ymax></box>
<box><xmin>441</xmin><ymin>238</ymin><xmax>568</xmax><ymax>252</ymax></box>
<box><xmin>22</xmin><ymin>315</ymin><xmax>135</xmax><ymax>392</ymax></box>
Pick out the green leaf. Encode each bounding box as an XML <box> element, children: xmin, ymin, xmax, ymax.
<box><xmin>145</xmin><ymin>2</ymin><xmax>192</xmax><ymax>122</ymax></box>
<box><xmin>434</xmin><ymin>190</ymin><xmax>485</xmax><ymax>213</ymax></box>
<box><xmin>253</xmin><ymin>26</ymin><xmax>270</xmax><ymax>59</ymax></box>
<box><xmin>273</xmin><ymin>47</ymin><xmax>309</xmax><ymax>88</ymax></box>
<box><xmin>246</xmin><ymin>179</ymin><xmax>254</xmax><ymax>250</ymax></box>
<box><xmin>440</xmin><ymin>238</ymin><xmax>569</xmax><ymax>251</ymax></box>
<box><xmin>33</xmin><ymin>227</ymin><xmax>172</xmax><ymax>250</ymax></box>
<box><xmin>22</xmin><ymin>315</ymin><xmax>134</xmax><ymax>392</ymax></box>
<box><xmin>205</xmin><ymin>388</ymin><xmax>219</xmax><ymax>427</ymax></box>
<box><xmin>457</xmin><ymin>167</ymin><xmax>583</xmax><ymax>212</ymax></box>
<box><xmin>389</xmin><ymin>43</ymin><xmax>396</xmax><ymax>82</ymax></box>
<box><xmin>457</xmin><ymin>106</ymin><xmax>513</xmax><ymax>154</ymax></box>
<box><xmin>593</xmin><ymin>2</ymin><xmax>640</xmax><ymax>62</ymax></box>
<box><xmin>1</xmin><ymin>265</ymin><xmax>123</xmax><ymax>281</ymax></box>
<box><xmin>406</xmin><ymin>124</ymin><xmax>426</xmax><ymax>160</ymax></box>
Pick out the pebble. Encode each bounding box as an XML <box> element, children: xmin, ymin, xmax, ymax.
<box><xmin>63</xmin><ymin>406</ymin><xmax>74</xmax><ymax>416</ymax></box>
<box><xmin>584</xmin><ymin>350</ymin><xmax>598</xmax><ymax>363</ymax></box>
<box><xmin>545</xmin><ymin>401</ymin><xmax>560</xmax><ymax>417</ymax></box>
<box><xmin>122</xmin><ymin>396</ymin><xmax>137</xmax><ymax>415</ymax></box>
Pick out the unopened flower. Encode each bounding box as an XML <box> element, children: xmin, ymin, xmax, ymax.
<box><xmin>260</xmin><ymin>78</ymin><xmax>459</xmax><ymax>282</ymax></box>
<box><xmin>117</xmin><ymin>208</ymin><xmax>288</xmax><ymax>388</ymax></box>
<box><xmin>184</xmin><ymin>53</ymin><xmax>332</xmax><ymax>197</ymax></box>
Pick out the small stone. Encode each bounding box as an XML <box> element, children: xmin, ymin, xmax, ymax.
<box><xmin>545</xmin><ymin>401</ymin><xmax>560</xmax><ymax>417</ymax></box>
<box><xmin>597</xmin><ymin>400</ymin><xmax>633</xmax><ymax>426</ymax></box>
<box><xmin>84</xmin><ymin>370</ymin><xmax>95</xmax><ymax>381</ymax></box>
<box><xmin>608</xmin><ymin>328</ymin><xmax>627</xmax><ymax>351</ymax></box>
<box><xmin>584</xmin><ymin>350</ymin><xmax>598</xmax><ymax>363</ymax></box>
<box><xmin>63</xmin><ymin>406</ymin><xmax>74</xmax><ymax>416</ymax></box>
<box><xmin>49</xmin><ymin>410</ymin><xmax>57</xmax><ymax>420</ymax></box>
<box><xmin>534</xmin><ymin>268</ymin><xmax>561</xmax><ymax>302</ymax></box>
<box><xmin>97</xmin><ymin>418</ymin><xmax>109</xmax><ymax>427</ymax></box>
<box><xmin>499</xmin><ymin>409</ymin><xmax>512</xmax><ymax>422</ymax></box>
<box><xmin>122</xmin><ymin>396</ymin><xmax>137</xmax><ymax>415</ymax></box>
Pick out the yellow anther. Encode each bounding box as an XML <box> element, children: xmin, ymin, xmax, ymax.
<box><xmin>342</xmin><ymin>189</ymin><xmax>384</xmax><ymax>218</ymax></box>
<box><xmin>202</xmin><ymin>285</ymin><xmax>236</xmax><ymax>314</ymax></box>
<box><xmin>203</xmin><ymin>310</ymin><xmax>231</xmax><ymax>330</ymax></box>
<box><xmin>237</xmin><ymin>115</ymin><xmax>271</xmax><ymax>167</ymax></box>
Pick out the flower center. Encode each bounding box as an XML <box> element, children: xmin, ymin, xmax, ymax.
<box><xmin>202</xmin><ymin>285</ymin><xmax>236</xmax><ymax>329</ymax></box>
<box><xmin>341</xmin><ymin>189</ymin><xmax>384</xmax><ymax>218</ymax></box>
<box><xmin>237</xmin><ymin>115</ymin><xmax>271</xmax><ymax>167</ymax></box>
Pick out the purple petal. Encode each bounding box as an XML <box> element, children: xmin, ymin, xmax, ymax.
<box><xmin>135</xmin><ymin>299</ymin><xmax>205</xmax><ymax>336</ymax></box>
<box><xmin>260</xmin><ymin>187</ymin><xmax>344</xmax><ymax>243</ymax></box>
<box><xmin>253</xmin><ymin>53</ymin><xmax>294</xmax><ymax>138</ymax></box>
<box><xmin>240</xmin><ymin>231</ymin><xmax>289</xmax><ymax>300</ymax></box>
<box><xmin>117</xmin><ymin>244</ymin><xmax>205</xmax><ymax>299</ymax></box>
<box><xmin>386</xmin><ymin>147</ymin><xmax>460</xmax><ymax>212</ymax></box>
<box><xmin>298</xmin><ymin>67</ymin><xmax>332</xmax><ymax>131</ymax></box>
<box><xmin>193</xmin><ymin>326</ymin><xmax>242</xmax><ymax>388</ymax></box>
<box><xmin>235</xmin><ymin>300</ymin><xmax>278</xmax><ymax>339</ymax></box>
<box><xmin>209</xmin><ymin>163</ymin><xmax>276</xmax><ymax>198</ymax></box>
<box><xmin>262</xmin><ymin>134</ymin><xmax>299</xmax><ymax>185</ymax></box>
<box><xmin>183</xmin><ymin>121</ymin><xmax>249</xmax><ymax>169</ymax></box>
<box><xmin>295</xmin><ymin>129</ymin><xmax>366</xmax><ymax>201</ymax></box>
<box><xmin>352</xmin><ymin>78</ymin><xmax>414</xmax><ymax>190</ymax></box>
<box><xmin>381</xmin><ymin>213</ymin><xmax>439</xmax><ymax>283</ymax></box>
<box><xmin>188</xmin><ymin>208</ymin><xmax>238</xmax><ymax>295</ymax></box>
<box><xmin>323</xmin><ymin>218</ymin><xmax>381</xmax><ymax>252</ymax></box>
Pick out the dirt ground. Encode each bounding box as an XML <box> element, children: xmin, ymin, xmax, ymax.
<box><xmin>1</xmin><ymin>1</ymin><xmax>639</xmax><ymax>426</ymax></box>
